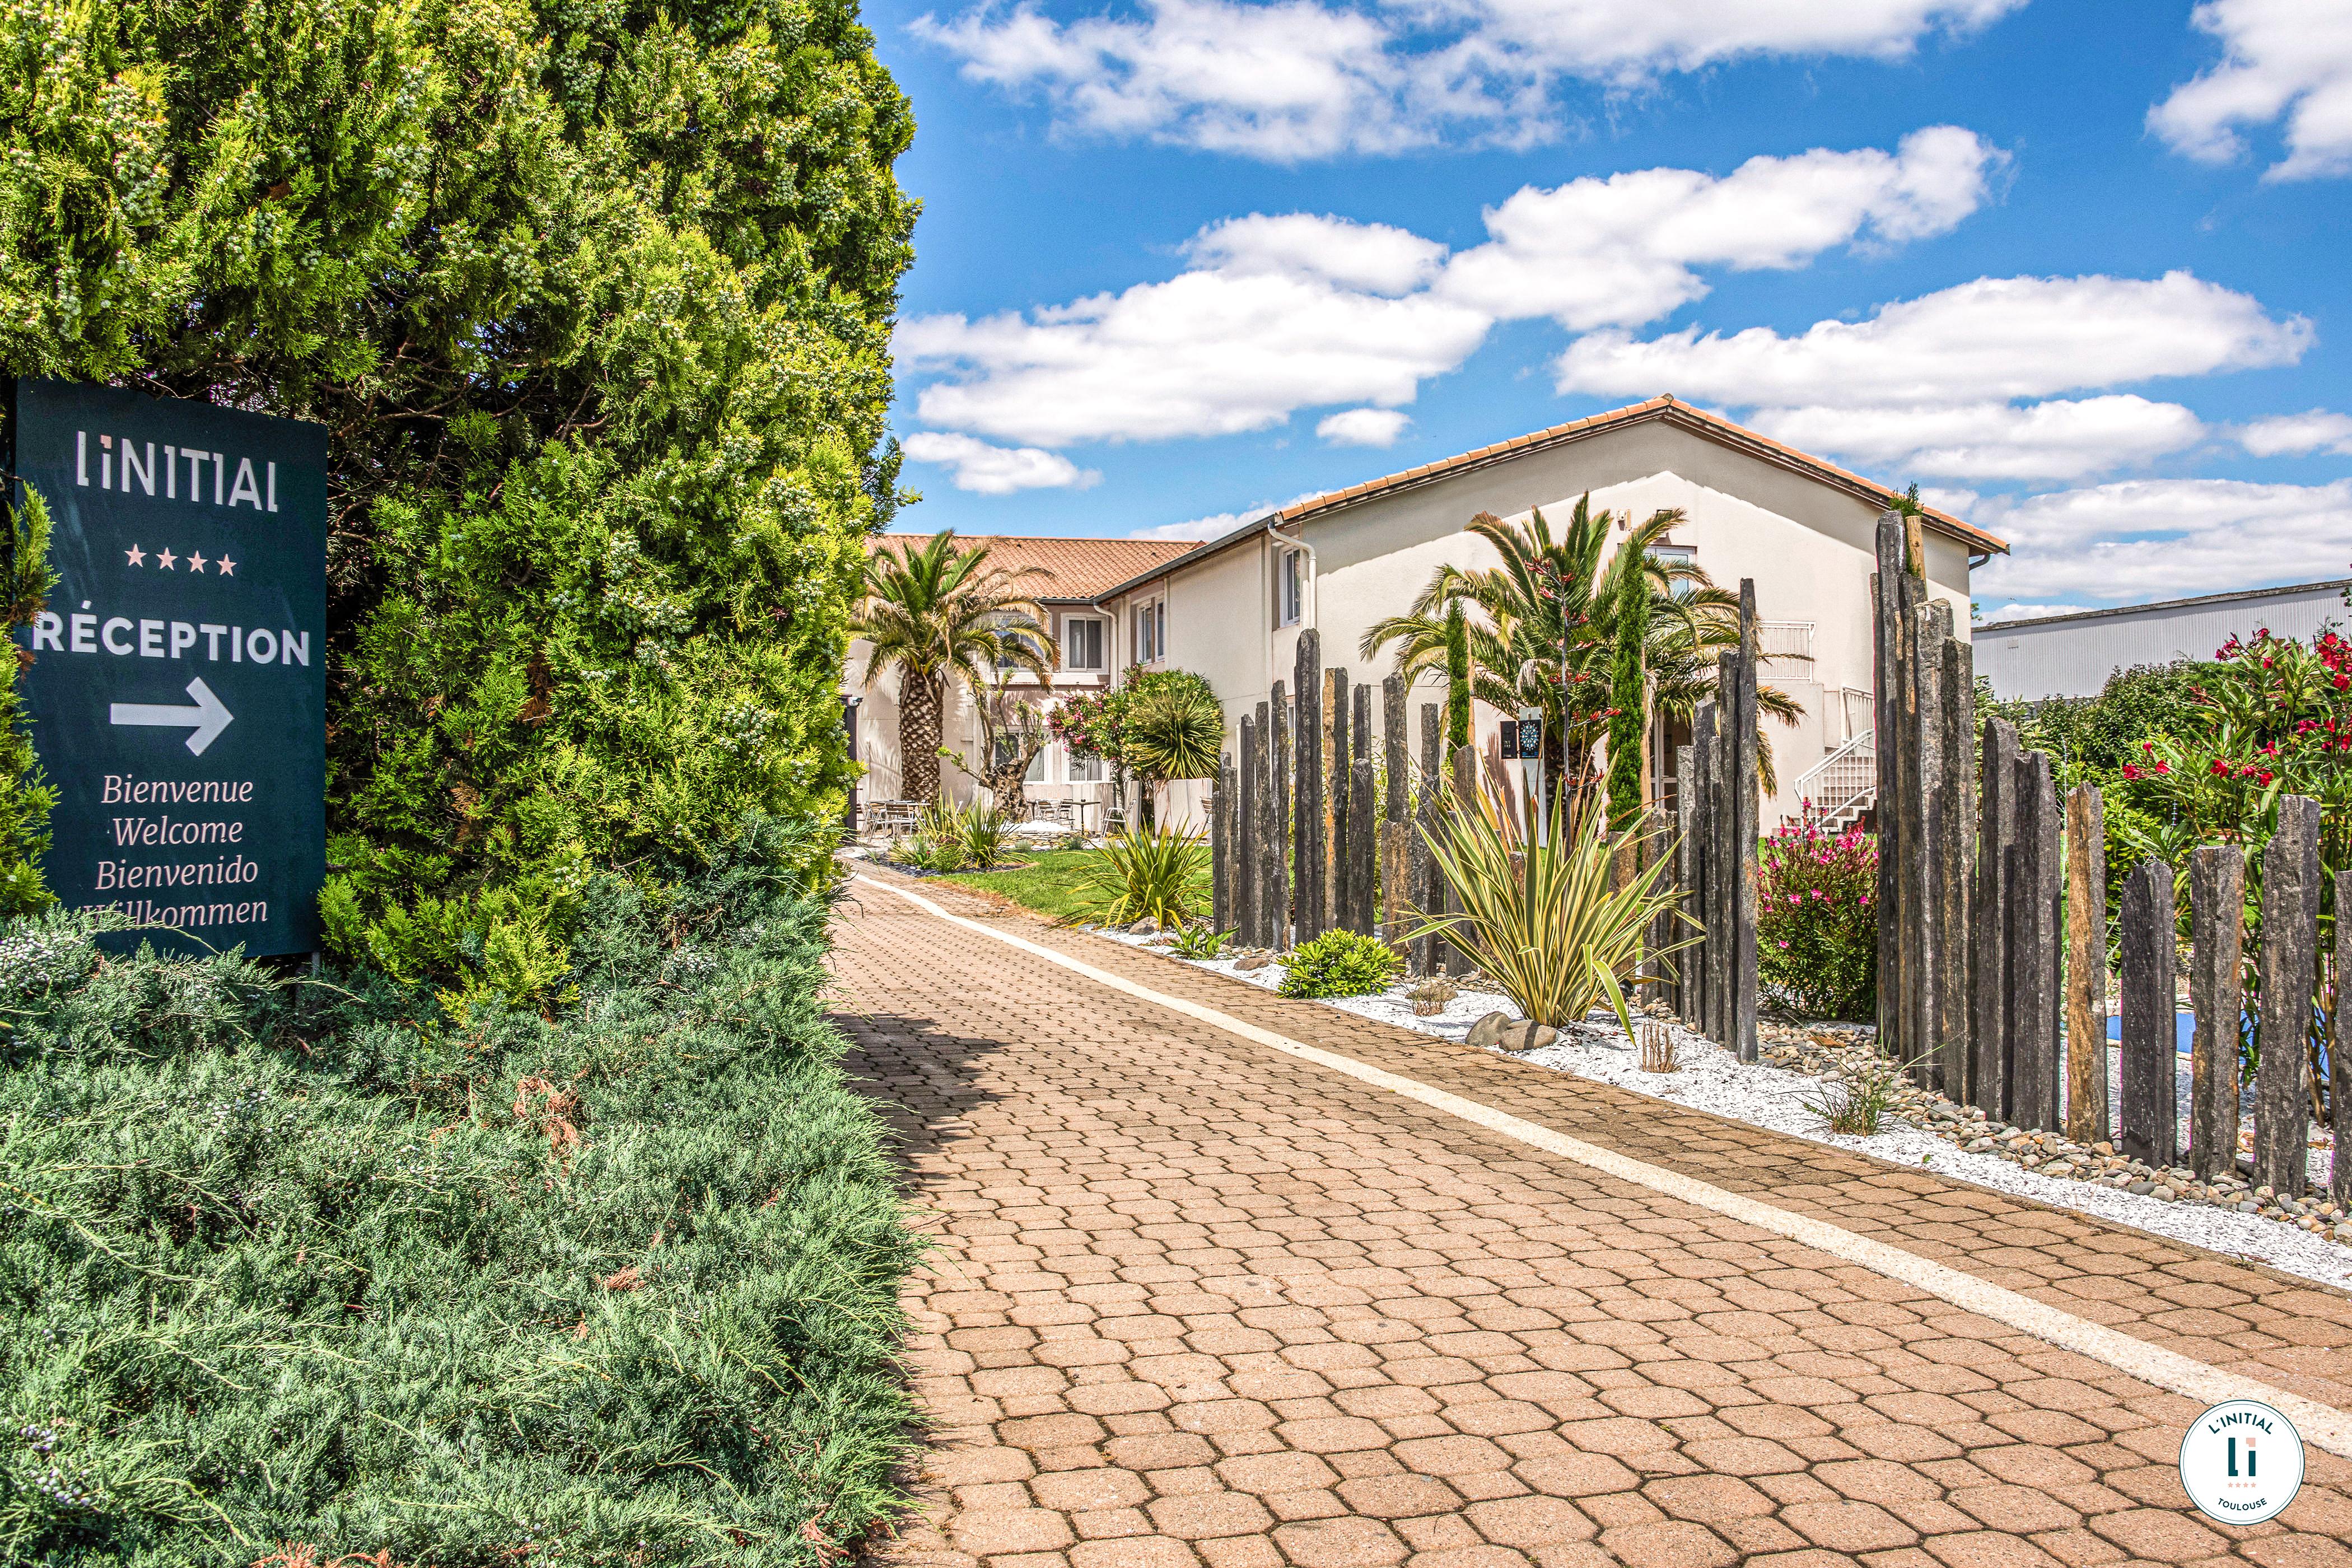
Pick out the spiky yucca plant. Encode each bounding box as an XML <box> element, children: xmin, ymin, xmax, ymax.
<box><xmin>1410</xmin><ymin>782</ymin><xmax>1688</xmax><ymax>1032</ymax></box>
<box><xmin>1070</xmin><ymin>824</ymin><xmax>1210</xmax><ymax>928</ymax></box>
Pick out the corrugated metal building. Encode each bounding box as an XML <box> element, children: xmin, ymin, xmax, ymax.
<box><xmin>1975</xmin><ymin>578</ymin><xmax>2351</xmax><ymax>700</ymax></box>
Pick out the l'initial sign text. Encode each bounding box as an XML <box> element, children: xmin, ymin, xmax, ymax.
<box><xmin>77</xmin><ymin>430</ymin><xmax>281</xmax><ymax>512</ymax></box>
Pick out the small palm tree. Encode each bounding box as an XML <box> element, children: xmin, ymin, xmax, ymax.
<box><xmin>1123</xmin><ymin>682</ymin><xmax>1225</xmax><ymax>828</ymax></box>
<box><xmin>1362</xmin><ymin>496</ymin><xmax>1799</xmax><ymax>803</ymax></box>
<box><xmin>856</xmin><ymin>531</ymin><xmax>1056</xmax><ymax>802</ymax></box>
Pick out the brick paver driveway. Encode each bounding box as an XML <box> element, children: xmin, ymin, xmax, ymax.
<box><xmin>829</xmin><ymin>867</ymin><xmax>2352</xmax><ymax>1567</ymax></box>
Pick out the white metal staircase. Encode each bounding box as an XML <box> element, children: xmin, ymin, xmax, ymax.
<box><xmin>1794</xmin><ymin>727</ymin><xmax>1875</xmax><ymax>832</ymax></box>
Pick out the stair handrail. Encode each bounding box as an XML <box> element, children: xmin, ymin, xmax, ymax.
<box><xmin>1794</xmin><ymin>726</ymin><xmax>1876</xmax><ymax>826</ymax></box>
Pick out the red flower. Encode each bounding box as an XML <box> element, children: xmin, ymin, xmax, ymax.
<box><xmin>2210</xmin><ymin>758</ymin><xmax>2230</xmax><ymax>776</ymax></box>
<box><xmin>2121</xmin><ymin>763</ymin><xmax>2141</xmax><ymax>780</ymax></box>
<box><xmin>2259</xmin><ymin>770</ymin><xmax>2276</xmax><ymax>786</ymax></box>
<box><xmin>2153</xmin><ymin>760</ymin><xmax>2171</xmax><ymax>774</ymax></box>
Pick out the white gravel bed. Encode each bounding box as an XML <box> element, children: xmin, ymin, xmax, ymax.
<box><xmin>1093</xmin><ymin>928</ymin><xmax>2352</xmax><ymax>1293</ymax></box>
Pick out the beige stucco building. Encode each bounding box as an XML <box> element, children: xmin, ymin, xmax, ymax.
<box><xmin>847</xmin><ymin>397</ymin><xmax>2006</xmax><ymax>832</ymax></box>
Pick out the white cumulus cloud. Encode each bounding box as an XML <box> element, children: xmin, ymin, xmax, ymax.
<box><xmin>1975</xmin><ymin>602</ymin><xmax>2089</xmax><ymax>623</ymax></box>
<box><xmin>2150</xmin><ymin>0</ymin><xmax>2352</xmax><ymax>181</ymax></box>
<box><xmin>1127</xmin><ymin>489</ymin><xmax>1325</xmax><ymax>540</ymax></box>
<box><xmin>1440</xmin><ymin>127</ymin><xmax>2003</xmax><ymax>329</ymax></box>
<box><xmin>1555</xmin><ymin>271</ymin><xmax>2311</xmax><ymax>407</ymax></box>
<box><xmin>913</xmin><ymin>0</ymin><xmax>2022</xmax><ymax>158</ymax></box>
<box><xmin>1553</xmin><ymin>271</ymin><xmax>2310</xmax><ymax>481</ymax></box>
<box><xmin>1317</xmin><ymin>407</ymin><xmax>1412</xmax><ymax>446</ymax></box>
<box><xmin>2240</xmin><ymin>409</ymin><xmax>2352</xmax><ymax>456</ymax></box>
<box><xmin>900</xmin><ymin>431</ymin><xmax>1103</xmax><ymax>493</ymax></box>
<box><xmin>1747</xmin><ymin>396</ymin><xmax>2208</xmax><ymax>481</ymax></box>
<box><xmin>903</xmin><ymin>132</ymin><xmax>2001</xmax><ymax>449</ymax></box>
<box><xmin>1970</xmin><ymin>478</ymin><xmax>2352</xmax><ymax>603</ymax></box>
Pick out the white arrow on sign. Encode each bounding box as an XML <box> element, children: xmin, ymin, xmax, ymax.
<box><xmin>110</xmin><ymin>676</ymin><xmax>235</xmax><ymax>757</ymax></box>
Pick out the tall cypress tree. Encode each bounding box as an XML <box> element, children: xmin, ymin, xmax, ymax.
<box><xmin>1444</xmin><ymin>598</ymin><xmax>1472</xmax><ymax>753</ymax></box>
<box><xmin>1606</xmin><ymin>549</ymin><xmax>1648</xmax><ymax>828</ymax></box>
<box><xmin>3</xmin><ymin>0</ymin><xmax>916</xmax><ymax>996</ymax></box>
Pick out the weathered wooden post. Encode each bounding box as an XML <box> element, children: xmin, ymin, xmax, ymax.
<box><xmin>1730</xmin><ymin>582</ymin><xmax>1760</xmax><ymax>1063</ymax></box>
<box><xmin>1674</xmin><ymin>743</ymin><xmax>1696</xmax><ymax>1024</ymax></box>
<box><xmin>1413</xmin><ymin>704</ymin><xmax>1440</xmax><ymax>973</ymax></box>
<box><xmin>2118</xmin><ymin>856</ymin><xmax>2177</xmax><ymax>1167</ymax></box>
<box><xmin>1642</xmin><ymin>806</ymin><xmax>1673</xmax><ymax>1005</ymax></box>
<box><xmin>1935</xmin><ymin>631</ymin><xmax>1975</xmax><ymax>1096</ymax></box>
<box><xmin>1270</xmin><ymin>680</ymin><xmax>1292</xmax><ymax>948</ymax></box>
<box><xmin>1688</xmin><ymin>706</ymin><xmax>1716</xmax><ymax>1035</ymax></box>
<box><xmin>1336</xmin><ymin>662</ymin><xmax>1355</xmax><ymax>931</ymax></box>
<box><xmin>1237</xmin><ymin>713</ymin><xmax>1261</xmax><ymax>948</ymax></box>
<box><xmin>1973</xmin><ymin>718</ymin><xmax>2020</xmax><ymax>1119</ymax></box>
<box><xmin>2336</xmin><ymin>871</ymin><xmax>2351</xmax><ymax>1208</ymax></box>
<box><xmin>1381</xmin><ymin>676</ymin><xmax>1409</xmax><ymax>941</ymax></box>
<box><xmin>1871</xmin><ymin>517</ymin><xmax>1907</xmax><ymax>1055</ymax></box>
<box><xmin>1449</xmin><ymin>743</ymin><xmax>1480</xmax><ymax>975</ymax></box>
<box><xmin>2255</xmin><ymin>795</ymin><xmax>2320</xmax><ymax>1197</ymax></box>
<box><xmin>2064</xmin><ymin>783</ymin><xmax>2108</xmax><ymax>1144</ymax></box>
<box><xmin>1350</xmin><ymin>683</ymin><xmax>1374</xmax><ymax>934</ymax></box>
<box><xmin>1212</xmin><ymin>754</ymin><xmax>1234</xmax><ymax>936</ymax></box>
<box><xmin>1295</xmin><ymin>632</ymin><xmax>1324</xmax><ymax>939</ymax></box>
<box><xmin>1348</xmin><ymin>758</ymin><xmax>1375</xmax><ymax>936</ymax></box>
<box><xmin>2008</xmin><ymin>750</ymin><xmax>2061</xmax><ymax>1132</ymax></box>
<box><xmin>1254</xmin><ymin>699</ymin><xmax>1277</xmax><ymax>949</ymax></box>
<box><xmin>2190</xmin><ymin>844</ymin><xmax>2246</xmax><ymax>1182</ymax></box>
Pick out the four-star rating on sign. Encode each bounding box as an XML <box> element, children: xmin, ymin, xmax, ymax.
<box><xmin>124</xmin><ymin>543</ymin><xmax>235</xmax><ymax>575</ymax></box>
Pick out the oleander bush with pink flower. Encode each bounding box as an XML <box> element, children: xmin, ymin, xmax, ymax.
<box><xmin>1756</xmin><ymin>823</ymin><xmax>1878</xmax><ymax>1021</ymax></box>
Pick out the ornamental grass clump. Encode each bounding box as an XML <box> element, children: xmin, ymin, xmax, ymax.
<box><xmin>1278</xmin><ymin>930</ymin><xmax>1402</xmax><ymax>998</ymax></box>
<box><xmin>0</xmin><ymin>815</ymin><xmax>920</xmax><ymax>1567</ymax></box>
<box><xmin>1069</xmin><ymin>824</ymin><xmax>1208</xmax><ymax>929</ymax></box>
<box><xmin>1412</xmin><ymin>781</ymin><xmax>1684</xmax><ymax>1032</ymax></box>
<box><xmin>1756</xmin><ymin>822</ymin><xmax>1878</xmax><ymax>1020</ymax></box>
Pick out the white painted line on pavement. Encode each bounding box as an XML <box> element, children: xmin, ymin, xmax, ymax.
<box><xmin>855</xmin><ymin>872</ymin><xmax>2352</xmax><ymax>1461</ymax></box>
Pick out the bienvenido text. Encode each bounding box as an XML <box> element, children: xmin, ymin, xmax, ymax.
<box><xmin>94</xmin><ymin>853</ymin><xmax>263</xmax><ymax>890</ymax></box>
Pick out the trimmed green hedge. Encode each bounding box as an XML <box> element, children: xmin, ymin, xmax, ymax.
<box><xmin>0</xmin><ymin>817</ymin><xmax>917</xmax><ymax>1566</ymax></box>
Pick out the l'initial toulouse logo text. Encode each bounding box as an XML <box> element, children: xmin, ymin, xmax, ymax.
<box><xmin>77</xmin><ymin>430</ymin><xmax>281</xmax><ymax>512</ymax></box>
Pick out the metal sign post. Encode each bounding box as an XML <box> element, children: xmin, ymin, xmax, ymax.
<box><xmin>11</xmin><ymin>378</ymin><xmax>326</xmax><ymax>956</ymax></box>
<box><xmin>1515</xmin><ymin>707</ymin><xmax>1544</xmax><ymax>846</ymax></box>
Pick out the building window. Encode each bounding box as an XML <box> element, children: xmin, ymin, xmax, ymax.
<box><xmin>1135</xmin><ymin>596</ymin><xmax>1165</xmax><ymax>663</ymax></box>
<box><xmin>1646</xmin><ymin>544</ymin><xmax>1697</xmax><ymax>568</ymax></box>
<box><xmin>1067</xmin><ymin>749</ymin><xmax>1103</xmax><ymax>783</ymax></box>
<box><xmin>1063</xmin><ymin>616</ymin><xmax>1105</xmax><ymax>671</ymax></box>
<box><xmin>1280</xmin><ymin>549</ymin><xmax>1304</xmax><ymax>626</ymax></box>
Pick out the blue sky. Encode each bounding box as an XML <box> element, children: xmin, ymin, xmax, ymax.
<box><xmin>869</xmin><ymin>0</ymin><xmax>2352</xmax><ymax>619</ymax></box>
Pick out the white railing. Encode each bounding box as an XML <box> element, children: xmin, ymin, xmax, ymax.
<box><xmin>1794</xmin><ymin>726</ymin><xmax>1875</xmax><ymax>830</ymax></box>
<box><xmin>1754</xmin><ymin>620</ymin><xmax>1815</xmax><ymax>662</ymax></box>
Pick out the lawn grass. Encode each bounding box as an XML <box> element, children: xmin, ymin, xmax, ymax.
<box><xmin>937</xmin><ymin>848</ymin><xmax>1105</xmax><ymax>922</ymax></box>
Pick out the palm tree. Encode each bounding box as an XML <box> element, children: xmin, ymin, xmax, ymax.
<box><xmin>1361</xmin><ymin>497</ymin><xmax>1799</xmax><ymax>807</ymax></box>
<box><xmin>856</xmin><ymin>531</ymin><xmax>1057</xmax><ymax>802</ymax></box>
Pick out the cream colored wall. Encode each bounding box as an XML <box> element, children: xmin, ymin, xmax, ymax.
<box><xmin>1153</xmin><ymin>418</ymin><xmax>1979</xmax><ymax>829</ymax></box>
<box><xmin>842</xmin><ymin>622</ymin><xmax>1119</xmax><ymax>820</ymax></box>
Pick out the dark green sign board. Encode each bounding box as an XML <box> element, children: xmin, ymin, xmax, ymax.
<box><xmin>11</xmin><ymin>378</ymin><xmax>326</xmax><ymax>956</ymax></box>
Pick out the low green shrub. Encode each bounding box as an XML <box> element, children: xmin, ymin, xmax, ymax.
<box><xmin>1756</xmin><ymin>822</ymin><xmax>1878</xmax><ymax>1021</ymax></box>
<box><xmin>1279</xmin><ymin>930</ymin><xmax>1402</xmax><ymax>998</ymax></box>
<box><xmin>1170</xmin><ymin>925</ymin><xmax>1231</xmax><ymax>960</ymax></box>
<box><xmin>0</xmin><ymin>815</ymin><xmax>917</xmax><ymax>1567</ymax></box>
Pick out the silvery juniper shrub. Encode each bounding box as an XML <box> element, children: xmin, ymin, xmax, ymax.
<box><xmin>1757</xmin><ymin>822</ymin><xmax>1877</xmax><ymax>1021</ymax></box>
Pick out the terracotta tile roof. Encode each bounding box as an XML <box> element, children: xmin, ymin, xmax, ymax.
<box><xmin>869</xmin><ymin>533</ymin><xmax>1195</xmax><ymax>601</ymax></box>
<box><xmin>1089</xmin><ymin>397</ymin><xmax>2008</xmax><ymax>601</ymax></box>
<box><xmin>1273</xmin><ymin>398</ymin><xmax>2007</xmax><ymax>553</ymax></box>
